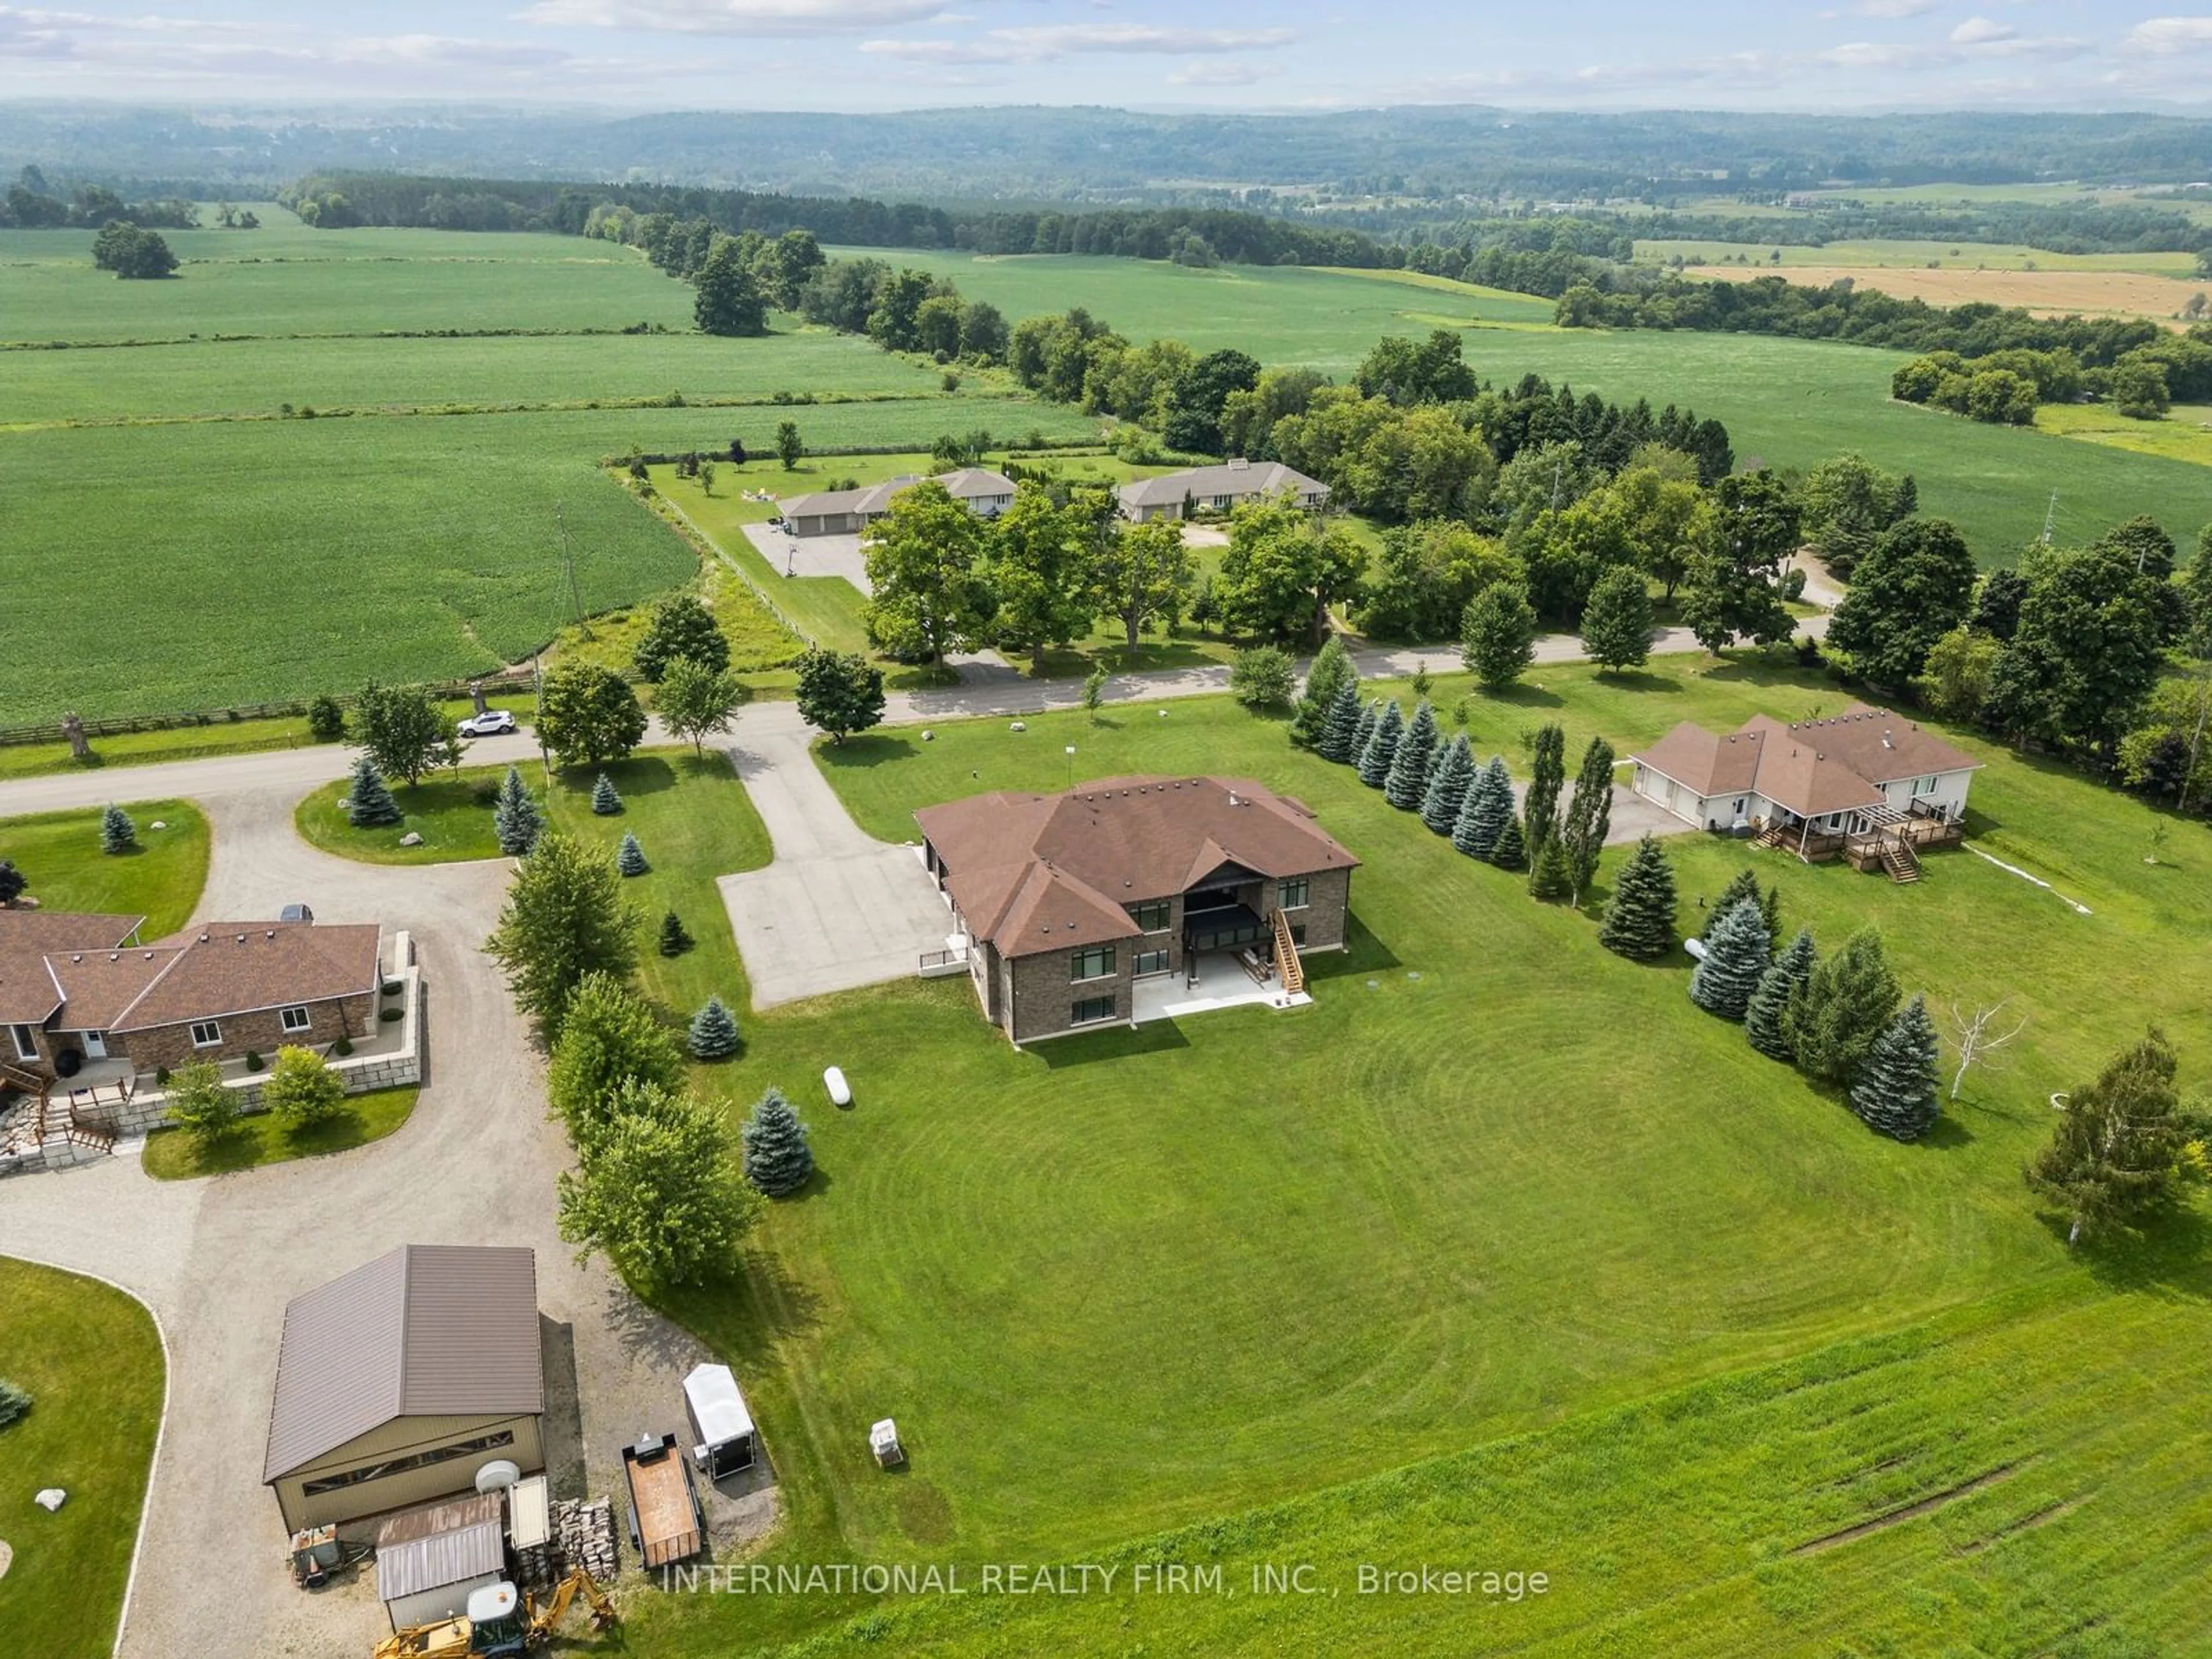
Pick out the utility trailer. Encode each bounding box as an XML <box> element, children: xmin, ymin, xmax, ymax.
<box><xmin>620</xmin><ymin>1432</ymin><xmax>704</xmax><ymax>1570</ymax></box>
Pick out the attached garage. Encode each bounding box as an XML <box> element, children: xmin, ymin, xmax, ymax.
<box><xmin>263</xmin><ymin>1244</ymin><xmax>545</xmax><ymax>1535</ymax></box>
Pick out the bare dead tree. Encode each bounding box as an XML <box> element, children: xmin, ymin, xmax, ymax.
<box><xmin>1948</xmin><ymin>999</ymin><xmax>2028</xmax><ymax>1100</ymax></box>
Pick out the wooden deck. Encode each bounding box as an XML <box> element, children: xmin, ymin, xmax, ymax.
<box><xmin>622</xmin><ymin>1435</ymin><xmax>703</xmax><ymax>1570</ymax></box>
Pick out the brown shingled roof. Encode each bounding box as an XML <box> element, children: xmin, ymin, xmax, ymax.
<box><xmin>917</xmin><ymin>775</ymin><xmax>1357</xmax><ymax>957</ymax></box>
<box><xmin>0</xmin><ymin>910</ymin><xmax>143</xmax><ymax>1025</ymax></box>
<box><xmin>115</xmin><ymin>921</ymin><xmax>380</xmax><ymax>1032</ymax></box>
<box><xmin>1630</xmin><ymin>703</ymin><xmax>1979</xmax><ymax>821</ymax></box>
<box><xmin>264</xmin><ymin>1245</ymin><xmax>542</xmax><ymax>1483</ymax></box>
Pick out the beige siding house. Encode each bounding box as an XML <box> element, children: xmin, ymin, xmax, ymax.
<box><xmin>264</xmin><ymin>1245</ymin><xmax>544</xmax><ymax>1533</ymax></box>
<box><xmin>1115</xmin><ymin>459</ymin><xmax>1328</xmax><ymax>521</ymax></box>
<box><xmin>779</xmin><ymin>468</ymin><xmax>1016</xmax><ymax>537</ymax></box>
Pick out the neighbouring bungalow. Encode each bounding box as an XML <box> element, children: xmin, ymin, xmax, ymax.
<box><xmin>1115</xmin><ymin>458</ymin><xmax>1328</xmax><ymax>522</ymax></box>
<box><xmin>1628</xmin><ymin>703</ymin><xmax>1982</xmax><ymax>880</ymax></box>
<box><xmin>264</xmin><ymin>1244</ymin><xmax>544</xmax><ymax>1534</ymax></box>
<box><xmin>778</xmin><ymin>467</ymin><xmax>1016</xmax><ymax>537</ymax></box>
<box><xmin>0</xmin><ymin>910</ymin><xmax>382</xmax><ymax>1082</ymax></box>
<box><xmin>914</xmin><ymin>775</ymin><xmax>1358</xmax><ymax>1044</ymax></box>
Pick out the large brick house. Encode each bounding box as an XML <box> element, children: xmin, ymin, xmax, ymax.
<box><xmin>0</xmin><ymin>910</ymin><xmax>382</xmax><ymax>1080</ymax></box>
<box><xmin>914</xmin><ymin>776</ymin><xmax>1358</xmax><ymax>1044</ymax></box>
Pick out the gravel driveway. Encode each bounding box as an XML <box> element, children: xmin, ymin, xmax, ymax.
<box><xmin>0</xmin><ymin>786</ymin><xmax>750</xmax><ymax>1657</ymax></box>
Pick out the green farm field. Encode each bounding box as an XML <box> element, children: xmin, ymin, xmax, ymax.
<box><xmin>1633</xmin><ymin>236</ymin><xmax>2203</xmax><ymax>275</ymax></box>
<box><xmin>586</xmin><ymin>660</ymin><xmax>2212</xmax><ymax>1657</ymax></box>
<box><xmin>842</xmin><ymin>252</ymin><xmax>2212</xmax><ymax>559</ymax></box>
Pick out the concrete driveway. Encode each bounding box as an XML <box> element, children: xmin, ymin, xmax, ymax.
<box><xmin>719</xmin><ymin>706</ymin><xmax>952</xmax><ymax>1008</ymax></box>
<box><xmin>0</xmin><ymin>786</ymin><xmax>751</xmax><ymax>1657</ymax></box>
<box><xmin>740</xmin><ymin>521</ymin><xmax>872</xmax><ymax>592</ymax></box>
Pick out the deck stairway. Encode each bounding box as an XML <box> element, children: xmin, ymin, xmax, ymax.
<box><xmin>1882</xmin><ymin>840</ymin><xmax>1923</xmax><ymax>884</ymax></box>
<box><xmin>1271</xmin><ymin>910</ymin><xmax>1305</xmax><ymax>996</ymax></box>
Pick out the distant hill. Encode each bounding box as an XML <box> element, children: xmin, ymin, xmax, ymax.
<box><xmin>4</xmin><ymin>101</ymin><xmax>2211</xmax><ymax>205</ymax></box>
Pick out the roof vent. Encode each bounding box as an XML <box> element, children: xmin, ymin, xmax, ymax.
<box><xmin>71</xmin><ymin>954</ymin><xmax>82</xmax><ymax>964</ymax></box>
<box><xmin>198</xmin><ymin>933</ymin><xmax>209</xmax><ymax>944</ymax></box>
<box><xmin>143</xmin><ymin>951</ymin><xmax>154</xmax><ymax>960</ymax></box>
<box><xmin>108</xmin><ymin>953</ymin><xmax>119</xmax><ymax>962</ymax></box>
<box><xmin>266</xmin><ymin>930</ymin><xmax>276</xmax><ymax>940</ymax></box>
<box><xmin>1882</xmin><ymin>733</ymin><xmax>1894</xmax><ymax>748</ymax></box>
<box><xmin>235</xmin><ymin>934</ymin><xmax>247</xmax><ymax>945</ymax></box>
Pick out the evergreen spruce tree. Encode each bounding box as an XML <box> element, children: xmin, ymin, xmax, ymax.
<box><xmin>688</xmin><ymin>994</ymin><xmax>741</xmax><ymax>1059</ymax></box>
<box><xmin>1383</xmin><ymin>700</ymin><xmax>1440</xmax><ymax>810</ymax></box>
<box><xmin>1289</xmin><ymin>636</ymin><xmax>1357</xmax><ymax>748</ymax></box>
<box><xmin>1420</xmin><ymin>735</ymin><xmax>1476</xmax><ymax>835</ymax></box>
<box><xmin>616</xmin><ymin>832</ymin><xmax>649</xmax><ymax>876</ymax></box>
<box><xmin>1703</xmin><ymin>868</ymin><xmax>1762</xmax><ymax>943</ymax></box>
<box><xmin>1528</xmin><ymin>831</ymin><xmax>1573</xmax><ymax>901</ymax></box>
<box><xmin>1316</xmin><ymin>680</ymin><xmax>1363</xmax><ymax>763</ymax></box>
<box><xmin>1745</xmin><ymin>927</ymin><xmax>1816</xmax><ymax>1062</ymax></box>
<box><xmin>1850</xmin><ymin>994</ymin><xmax>1942</xmax><ymax>1141</ymax></box>
<box><xmin>1523</xmin><ymin>723</ymin><xmax>1567</xmax><ymax>857</ymax></box>
<box><xmin>1598</xmin><ymin>834</ymin><xmax>1677</xmax><ymax>959</ymax></box>
<box><xmin>590</xmin><ymin>772</ymin><xmax>623</xmax><ymax>815</ymax></box>
<box><xmin>1347</xmin><ymin>698</ymin><xmax>1381</xmax><ymax>770</ymax></box>
<box><xmin>741</xmin><ymin>1086</ymin><xmax>814</xmax><ymax>1196</ymax></box>
<box><xmin>99</xmin><ymin>802</ymin><xmax>136</xmax><ymax>854</ymax></box>
<box><xmin>1455</xmin><ymin>759</ymin><xmax>1514</xmax><ymax>858</ymax></box>
<box><xmin>344</xmin><ymin>756</ymin><xmax>401</xmax><ymax>828</ymax></box>
<box><xmin>492</xmin><ymin>766</ymin><xmax>544</xmax><ymax>857</ymax></box>
<box><xmin>1689</xmin><ymin>896</ymin><xmax>1771</xmax><ymax>1020</ymax></box>
<box><xmin>658</xmin><ymin>910</ymin><xmax>695</xmax><ymax>958</ymax></box>
<box><xmin>1490</xmin><ymin>812</ymin><xmax>1528</xmax><ymax>871</ymax></box>
<box><xmin>1785</xmin><ymin>926</ymin><xmax>1900</xmax><ymax>1085</ymax></box>
<box><xmin>1759</xmin><ymin>882</ymin><xmax>1782</xmax><ymax>945</ymax></box>
<box><xmin>1357</xmin><ymin>701</ymin><xmax>1404</xmax><ymax>789</ymax></box>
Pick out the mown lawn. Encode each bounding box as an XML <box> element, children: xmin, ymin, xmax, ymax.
<box><xmin>616</xmin><ymin>657</ymin><xmax>2209</xmax><ymax>1657</ymax></box>
<box><xmin>0</xmin><ymin>801</ymin><xmax>209</xmax><ymax>936</ymax></box>
<box><xmin>294</xmin><ymin>749</ymin><xmax>768</xmax><ymax>1023</ymax></box>
<box><xmin>138</xmin><ymin>1085</ymin><xmax>419</xmax><ymax>1181</ymax></box>
<box><xmin>0</xmin><ymin>1257</ymin><xmax>165</xmax><ymax>1659</ymax></box>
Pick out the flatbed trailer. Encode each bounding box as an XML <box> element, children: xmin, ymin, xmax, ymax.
<box><xmin>621</xmin><ymin>1433</ymin><xmax>703</xmax><ymax>1570</ymax></box>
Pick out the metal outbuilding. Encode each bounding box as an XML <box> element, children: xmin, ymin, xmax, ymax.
<box><xmin>263</xmin><ymin>1245</ymin><xmax>546</xmax><ymax>1533</ymax></box>
<box><xmin>376</xmin><ymin>1491</ymin><xmax>508</xmax><ymax>1630</ymax></box>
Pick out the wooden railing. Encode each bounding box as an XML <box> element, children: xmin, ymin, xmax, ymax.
<box><xmin>1271</xmin><ymin>910</ymin><xmax>1305</xmax><ymax>997</ymax></box>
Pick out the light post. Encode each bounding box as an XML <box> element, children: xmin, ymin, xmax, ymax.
<box><xmin>1065</xmin><ymin>745</ymin><xmax>1075</xmax><ymax>790</ymax></box>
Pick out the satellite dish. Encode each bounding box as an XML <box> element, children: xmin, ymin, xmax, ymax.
<box><xmin>475</xmin><ymin>1459</ymin><xmax>522</xmax><ymax>1493</ymax></box>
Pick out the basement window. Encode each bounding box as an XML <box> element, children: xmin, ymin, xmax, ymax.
<box><xmin>279</xmin><ymin>1006</ymin><xmax>312</xmax><ymax>1035</ymax></box>
<box><xmin>190</xmin><ymin>1020</ymin><xmax>222</xmax><ymax>1048</ymax></box>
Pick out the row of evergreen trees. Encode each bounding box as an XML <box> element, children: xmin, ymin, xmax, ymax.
<box><xmin>1685</xmin><ymin>870</ymin><xmax>1941</xmax><ymax>1141</ymax></box>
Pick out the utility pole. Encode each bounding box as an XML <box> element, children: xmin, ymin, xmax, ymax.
<box><xmin>531</xmin><ymin>649</ymin><xmax>552</xmax><ymax>785</ymax></box>
<box><xmin>556</xmin><ymin>503</ymin><xmax>590</xmax><ymax>639</ymax></box>
<box><xmin>2039</xmin><ymin>490</ymin><xmax>2058</xmax><ymax>548</ymax></box>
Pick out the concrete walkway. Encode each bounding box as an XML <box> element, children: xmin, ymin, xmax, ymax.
<box><xmin>0</xmin><ymin>787</ymin><xmax>745</xmax><ymax>1657</ymax></box>
<box><xmin>718</xmin><ymin>706</ymin><xmax>953</xmax><ymax>1009</ymax></box>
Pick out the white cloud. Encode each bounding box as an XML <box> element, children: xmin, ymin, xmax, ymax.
<box><xmin>1949</xmin><ymin>17</ymin><xmax>2016</xmax><ymax>44</ymax></box>
<box><xmin>1842</xmin><ymin>0</ymin><xmax>1934</xmax><ymax>17</ymax></box>
<box><xmin>1168</xmin><ymin>60</ymin><xmax>1285</xmax><ymax>87</ymax></box>
<box><xmin>2121</xmin><ymin>16</ymin><xmax>2212</xmax><ymax>54</ymax></box>
<box><xmin>862</xmin><ymin>23</ymin><xmax>1295</xmax><ymax>65</ymax></box>
<box><xmin>518</xmin><ymin>0</ymin><xmax>953</xmax><ymax>36</ymax></box>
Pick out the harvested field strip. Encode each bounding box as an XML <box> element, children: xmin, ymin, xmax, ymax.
<box><xmin>1680</xmin><ymin>260</ymin><xmax>2207</xmax><ymax>323</ymax></box>
<box><xmin>1790</xmin><ymin>1461</ymin><xmax>2025</xmax><ymax>1555</ymax></box>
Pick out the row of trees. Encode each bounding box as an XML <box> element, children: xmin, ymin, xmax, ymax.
<box><xmin>799</xmin><ymin>259</ymin><xmax>1010</xmax><ymax>364</ymax></box>
<box><xmin>1893</xmin><ymin>336</ymin><xmax>2212</xmax><ymax>425</ymax></box>
<box><xmin>3</xmin><ymin>167</ymin><xmax>197</xmax><ymax>230</ymax></box>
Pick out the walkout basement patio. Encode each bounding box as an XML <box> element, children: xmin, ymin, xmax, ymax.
<box><xmin>1128</xmin><ymin>952</ymin><xmax>1312</xmax><ymax>1025</ymax></box>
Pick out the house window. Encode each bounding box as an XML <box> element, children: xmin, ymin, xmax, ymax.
<box><xmin>1127</xmin><ymin>900</ymin><xmax>1172</xmax><ymax>933</ymax></box>
<box><xmin>1070</xmin><ymin>946</ymin><xmax>1115</xmax><ymax>983</ymax></box>
<box><xmin>1916</xmin><ymin>775</ymin><xmax>1936</xmax><ymax>795</ymax></box>
<box><xmin>1071</xmin><ymin>995</ymin><xmax>1117</xmax><ymax>1027</ymax></box>
<box><xmin>279</xmin><ymin>1005</ymin><xmax>312</xmax><ymax>1035</ymax></box>
<box><xmin>8</xmin><ymin>1025</ymin><xmax>36</xmax><ymax>1062</ymax></box>
<box><xmin>1290</xmin><ymin>924</ymin><xmax>1307</xmax><ymax>947</ymax></box>
<box><xmin>1278</xmin><ymin>878</ymin><xmax>1310</xmax><ymax>911</ymax></box>
<box><xmin>1134</xmin><ymin>948</ymin><xmax>1171</xmax><ymax>977</ymax></box>
<box><xmin>299</xmin><ymin>1430</ymin><xmax>517</xmax><ymax>1498</ymax></box>
<box><xmin>190</xmin><ymin>1020</ymin><xmax>223</xmax><ymax>1048</ymax></box>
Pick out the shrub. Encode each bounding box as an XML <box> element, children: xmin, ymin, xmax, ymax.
<box><xmin>332</xmin><ymin>1036</ymin><xmax>354</xmax><ymax>1058</ymax></box>
<box><xmin>590</xmin><ymin>772</ymin><xmax>623</xmax><ymax>816</ymax></box>
<box><xmin>1229</xmin><ymin>645</ymin><xmax>1296</xmax><ymax>710</ymax></box>
<box><xmin>153</xmin><ymin>1066</ymin><xmax>171</xmax><ymax>1085</ymax></box>
<box><xmin>263</xmin><ymin>1045</ymin><xmax>345</xmax><ymax>1127</ymax></box>
<box><xmin>0</xmin><ymin>1377</ymin><xmax>31</xmax><ymax>1431</ymax></box>
<box><xmin>689</xmin><ymin>995</ymin><xmax>741</xmax><ymax>1060</ymax></box>
<box><xmin>658</xmin><ymin>911</ymin><xmax>695</xmax><ymax>957</ymax></box>
<box><xmin>381</xmin><ymin>979</ymin><xmax>403</xmax><ymax>996</ymax></box>
<box><xmin>306</xmin><ymin>694</ymin><xmax>347</xmax><ymax>742</ymax></box>
<box><xmin>100</xmin><ymin>802</ymin><xmax>136</xmax><ymax>854</ymax></box>
<box><xmin>162</xmin><ymin>1059</ymin><xmax>236</xmax><ymax>1146</ymax></box>
<box><xmin>616</xmin><ymin>832</ymin><xmax>649</xmax><ymax>877</ymax></box>
<box><xmin>243</xmin><ymin>1050</ymin><xmax>264</xmax><ymax>1072</ymax></box>
<box><xmin>379</xmin><ymin>1008</ymin><xmax>404</xmax><ymax>1022</ymax></box>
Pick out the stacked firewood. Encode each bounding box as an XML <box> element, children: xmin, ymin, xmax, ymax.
<box><xmin>551</xmin><ymin>1496</ymin><xmax>621</xmax><ymax>1582</ymax></box>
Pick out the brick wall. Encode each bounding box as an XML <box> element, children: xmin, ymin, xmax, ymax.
<box><xmin>1274</xmin><ymin>866</ymin><xmax>1352</xmax><ymax>952</ymax></box>
<box><xmin>119</xmin><ymin>991</ymin><xmax>376</xmax><ymax>1076</ymax></box>
<box><xmin>1009</xmin><ymin>944</ymin><xmax>1132</xmax><ymax>1045</ymax></box>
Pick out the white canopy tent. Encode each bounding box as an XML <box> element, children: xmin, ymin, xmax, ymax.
<box><xmin>683</xmin><ymin>1363</ymin><xmax>758</xmax><ymax>1480</ymax></box>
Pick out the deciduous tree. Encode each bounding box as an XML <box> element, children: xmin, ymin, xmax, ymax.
<box><xmin>986</xmin><ymin>484</ymin><xmax>1100</xmax><ymax>671</ymax></box>
<box><xmin>1459</xmin><ymin>582</ymin><xmax>1537</xmax><ymax>691</ymax></box>
<box><xmin>1229</xmin><ymin>645</ymin><xmax>1296</xmax><ymax>710</ymax></box>
<box><xmin>1522</xmin><ymin>723</ymin><xmax>1567</xmax><ymax>858</ymax></box>
<box><xmin>1578</xmin><ymin>564</ymin><xmax>1652</xmax><ymax>672</ymax></box>
<box><xmin>558</xmin><ymin>1079</ymin><xmax>761</xmax><ymax>1286</ymax></box>
<box><xmin>1826</xmin><ymin>517</ymin><xmax>1979</xmax><ymax>689</ymax></box>
<box><xmin>794</xmin><ymin>649</ymin><xmax>885</xmax><ymax>744</ymax></box>
<box><xmin>536</xmin><ymin>663</ymin><xmax>647</xmax><ymax>768</ymax></box>
<box><xmin>264</xmin><ymin>1046</ymin><xmax>345</xmax><ymax>1130</ymax></box>
<box><xmin>357</xmin><ymin>680</ymin><xmax>460</xmax><ymax>786</ymax></box>
<box><xmin>1092</xmin><ymin>517</ymin><xmax>1194</xmax><ymax>651</ymax></box>
<box><xmin>163</xmin><ymin>1059</ymin><xmax>236</xmax><ymax>1146</ymax></box>
<box><xmin>1215</xmin><ymin>499</ymin><xmax>1367</xmax><ymax>644</ymax></box>
<box><xmin>632</xmin><ymin>592</ymin><xmax>729</xmax><ymax>681</ymax></box>
<box><xmin>655</xmin><ymin>657</ymin><xmax>748</xmax><ymax>756</ymax></box>
<box><xmin>863</xmin><ymin>481</ymin><xmax>993</xmax><ymax>663</ymax></box>
<box><xmin>485</xmin><ymin>832</ymin><xmax>641</xmax><ymax>1040</ymax></box>
<box><xmin>547</xmin><ymin>972</ymin><xmax>683</xmax><ymax>1152</ymax></box>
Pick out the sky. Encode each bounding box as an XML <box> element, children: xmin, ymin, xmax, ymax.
<box><xmin>2</xmin><ymin>1</ymin><xmax>2211</xmax><ymax>112</ymax></box>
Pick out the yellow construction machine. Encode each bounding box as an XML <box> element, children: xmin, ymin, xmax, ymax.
<box><xmin>373</xmin><ymin>1569</ymin><xmax>616</xmax><ymax>1658</ymax></box>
